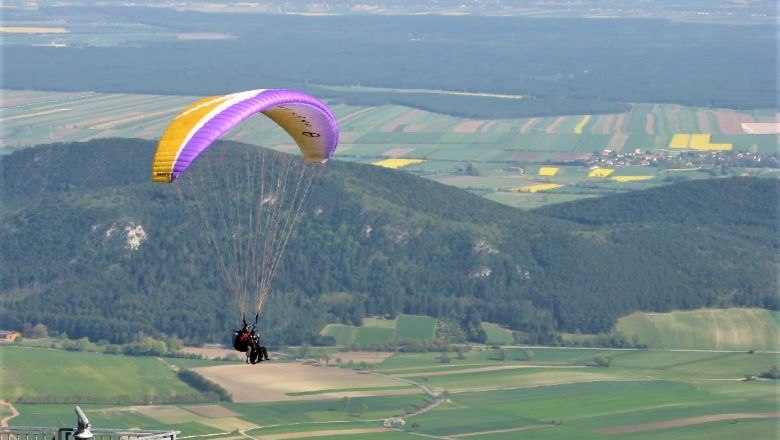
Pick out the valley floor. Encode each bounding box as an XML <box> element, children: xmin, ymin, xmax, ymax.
<box><xmin>4</xmin><ymin>344</ymin><xmax>778</xmax><ymax>440</ymax></box>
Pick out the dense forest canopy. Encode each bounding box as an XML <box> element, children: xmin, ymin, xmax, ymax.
<box><xmin>3</xmin><ymin>8</ymin><xmax>777</xmax><ymax>117</ymax></box>
<box><xmin>1</xmin><ymin>139</ymin><xmax>777</xmax><ymax>346</ymax></box>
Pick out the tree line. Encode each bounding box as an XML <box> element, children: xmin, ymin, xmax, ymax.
<box><xmin>3</xmin><ymin>11</ymin><xmax>776</xmax><ymax>117</ymax></box>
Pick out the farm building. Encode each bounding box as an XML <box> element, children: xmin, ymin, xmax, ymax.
<box><xmin>0</xmin><ymin>330</ymin><xmax>21</xmax><ymax>342</ymax></box>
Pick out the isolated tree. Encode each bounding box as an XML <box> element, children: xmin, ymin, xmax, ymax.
<box><xmin>760</xmin><ymin>365</ymin><xmax>780</xmax><ymax>379</ymax></box>
<box><xmin>31</xmin><ymin>323</ymin><xmax>49</xmax><ymax>338</ymax></box>
<box><xmin>299</xmin><ymin>343</ymin><xmax>310</xmax><ymax>359</ymax></box>
<box><xmin>165</xmin><ymin>335</ymin><xmax>182</xmax><ymax>352</ymax></box>
<box><xmin>593</xmin><ymin>354</ymin><xmax>613</xmax><ymax>367</ymax></box>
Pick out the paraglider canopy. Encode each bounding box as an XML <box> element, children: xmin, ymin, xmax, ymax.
<box><xmin>152</xmin><ymin>88</ymin><xmax>339</xmax><ymax>183</ymax></box>
<box><xmin>151</xmin><ymin>88</ymin><xmax>339</xmax><ymax>323</ymax></box>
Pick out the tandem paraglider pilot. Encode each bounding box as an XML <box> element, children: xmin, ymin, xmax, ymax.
<box><xmin>233</xmin><ymin>320</ymin><xmax>270</xmax><ymax>365</ymax></box>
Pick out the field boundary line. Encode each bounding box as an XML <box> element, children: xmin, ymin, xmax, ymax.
<box><xmin>449</xmin><ymin>423</ymin><xmax>555</xmax><ymax>438</ymax></box>
<box><xmin>404</xmin><ymin>431</ymin><xmax>451</xmax><ymax>439</ymax></box>
<box><xmin>1</xmin><ymin>108</ymin><xmax>71</xmax><ymax>122</ymax></box>
<box><xmin>598</xmin><ymin>412</ymin><xmax>780</xmax><ymax>435</ymax></box>
<box><xmin>253</xmin><ymin>427</ymin><xmax>389</xmax><ymax>440</ymax></box>
<box><xmin>392</xmin><ymin>364</ymin><xmax>586</xmax><ymax>378</ymax></box>
<box><xmin>501</xmin><ymin>345</ymin><xmax>780</xmax><ymax>354</ymax></box>
<box><xmin>447</xmin><ymin>378</ymin><xmax>661</xmax><ymax>395</ymax></box>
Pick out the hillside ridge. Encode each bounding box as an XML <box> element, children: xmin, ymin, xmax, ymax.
<box><xmin>1</xmin><ymin>139</ymin><xmax>776</xmax><ymax>345</ymax></box>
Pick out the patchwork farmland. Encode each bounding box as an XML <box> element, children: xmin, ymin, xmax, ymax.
<box><xmin>4</xmin><ymin>337</ymin><xmax>778</xmax><ymax>440</ymax></box>
<box><xmin>2</xmin><ymin>90</ymin><xmax>777</xmax><ymax>208</ymax></box>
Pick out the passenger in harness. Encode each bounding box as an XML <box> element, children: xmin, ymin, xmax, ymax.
<box><xmin>232</xmin><ymin>318</ymin><xmax>270</xmax><ymax>364</ymax></box>
<box><xmin>248</xmin><ymin>330</ymin><xmax>270</xmax><ymax>364</ymax></box>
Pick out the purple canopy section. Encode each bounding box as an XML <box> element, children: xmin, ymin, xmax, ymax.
<box><xmin>170</xmin><ymin>89</ymin><xmax>340</xmax><ymax>181</ymax></box>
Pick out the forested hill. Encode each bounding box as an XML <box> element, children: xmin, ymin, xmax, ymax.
<box><xmin>535</xmin><ymin>177</ymin><xmax>779</xmax><ymax>228</ymax></box>
<box><xmin>1</xmin><ymin>139</ymin><xmax>777</xmax><ymax>346</ymax></box>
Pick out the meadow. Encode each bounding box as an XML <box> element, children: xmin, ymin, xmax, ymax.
<box><xmin>616</xmin><ymin>308</ymin><xmax>780</xmax><ymax>351</ymax></box>
<box><xmin>4</xmin><ymin>343</ymin><xmax>777</xmax><ymax>440</ymax></box>
<box><xmin>320</xmin><ymin>314</ymin><xmax>438</xmax><ymax>347</ymax></box>
<box><xmin>3</xmin><ymin>90</ymin><xmax>776</xmax><ymax>209</ymax></box>
<box><xmin>0</xmin><ymin>346</ymin><xmax>200</xmax><ymax>403</ymax></box>
<box><xmin>320</xmin><ymin>309</ymin><xmax>780</xmax><ymax>352</ymax></box>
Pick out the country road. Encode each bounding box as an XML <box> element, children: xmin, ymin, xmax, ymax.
<box><xmin>0</xmin><ymin>400</ymin><xmax>19</xmax><ymax>427</ymax></box>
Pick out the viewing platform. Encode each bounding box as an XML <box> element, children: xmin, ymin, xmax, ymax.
<box><xmin>1</xmin><ymin>407</ymin><xmax>178</xmax><ymax>440</ymax></box>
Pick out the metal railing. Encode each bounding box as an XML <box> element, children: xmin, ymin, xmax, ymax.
<box><xmin>0</xmin><ymin>427</ymin><xmax>179</xmax><ymax>440</ymax></box>
<box><xmin>1</xmin><ymin>407</ymin><xmax>178</xmax><ymax>440</ymax></box>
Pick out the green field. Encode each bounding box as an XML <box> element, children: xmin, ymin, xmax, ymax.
<box><xmin>5</xmin><ymin>343</ymin><xmax>778</xmax><ymax>440</ymax></box>
<box><xmin>230</xmin><ymin>395</ymin><xmax>423</xmax><ymax>426</ymax></box>
<box><xmin>320</xmin><ymin>314</ymin><xmax>437</xmax><ymax>346</ymax></box>
<box><xmin>409</xmin><ymin>382</ymin><xmax>777</xmax><ymax>440</ymax></box>
<box><xmin>321</xmin><ymin>308</ymin><xmax>780</xmax><ymax>353</ymax></box>
<box><xmin>320</xmin><ymin>324</ymin><xmax>359</xmax><ymax>347</ymax></box>
<box><xmin>617</xmin><ymin>308</ymin><xmax>780</xmax><ymax>351</ymax></box>
<box><xmin>3</xmin><ymin>90</ymin><xmax>776</xmax><ymax>209</ymax></box>
<box><xmin>0</xmin><ymin>346</ymin><xmax>200</xmax><ymax>403</ymax></box>
<box><xmin>355</xmin><ymin>327</ymin><xmax>396</xmax><ymax>345</ymax></box>
<box><xmin>396</xmin><ymin>315</ymin><xmax>436</xmax><ymax>341</ymax></box>
<box><xmin>481</xmin><ymin>322</ymin><xmax>515</xmax><ymax>345</ymax></box>
<box><xmin>383</xmin><ymin>348</ymin><xmax>779</xmax><ymax>439</ymax></box>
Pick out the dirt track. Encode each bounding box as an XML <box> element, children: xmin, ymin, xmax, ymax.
<box><xmin>393</xmin><ymin>364</ymin><xmax>585</xmax><ymax>378</ymax></box>
<box><xmin>598</xmin><ymin>412</ymin><xmax>779</xmax><ymax>435</ymax></box>
<box><xmin>331</xmin><ymin>352</ymin><xmax>394</xmax><ymax>364</ymax></box>
<box><xmin>256</xmin><ymin>428</ymin><xmax>390</xmax><ymax>439</ymax></box>
<box><xmin>0</xmin><ymin>400</ymin><xmax>19</xmax><ymax>427</ymax></box>
<box><xmin>450</xmin><ymin>424</ymin><xmax>554</xmax><ymax>438</ymax></box>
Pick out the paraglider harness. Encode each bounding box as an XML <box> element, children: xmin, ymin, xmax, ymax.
<box><xmin>232</xmin><ymin>314</ymin><xmax>269</xmax><ymax>364</ymax></box>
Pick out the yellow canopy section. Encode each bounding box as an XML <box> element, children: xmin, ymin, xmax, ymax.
<box><xmin>151</xmin><ymin>95</ymin><xmax>229</xmax><ymax>182</ymax></box>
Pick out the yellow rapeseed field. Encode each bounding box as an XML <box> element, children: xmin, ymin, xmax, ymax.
<box><xmin>574</xmin><ymin>115</ymin><xmax>591</xmax><ymax>134</ymax></box>
<box><xmin>669</xmin><ymin>134</ymin><xmax>691</xmax><ymax>149</ymax></box>
<box><xmin>538</xmin><ymin>167</ymin><xmax>559</xmax><ymax>176</ymax></box>
<box><xmin>611</xmin><ymin>175</ymin><xmax>653</xmax><ymax>182</ymax></box>
<box><xmin>588</xmin><ymin>168</ymin><xmax>615</xmax><ymax>178</ymax></box>
<box><xmin>372</xmin><ymin>158</ymin><xmax>424</xmax><ymax>169</ymax></box>
<box><xmin>689</xmin><ymin>134</ymin><xmax>712</xmax><ymax>149</ymax></box>
<box><xmin>669</xmin><ymin>133</ymin><xmax>732</xmax><ymax>151</ymax></box>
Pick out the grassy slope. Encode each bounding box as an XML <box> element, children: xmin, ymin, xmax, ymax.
<box><xmin>322</xmin><ymin>308</ymin><xmax>780</xmax><ymax>351</ymax></box>
<box><xmin>320</xmin><ymin>314</ymin><xmax>437</xmax><ymax>346</ymax></box>
<box><xmin>0</xmin><ymin>346</ymin><xmax>198</xmax><ymax>402</ymax></box>
<box><xmin>617</xmin><ymin>308</ymin><xmax>780</xmax><ymax>350</ymax></box>
<box><xmin>481</xmin><ymin>322</ymin><xmax>514</xmax><ymax>344</ymax></box>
